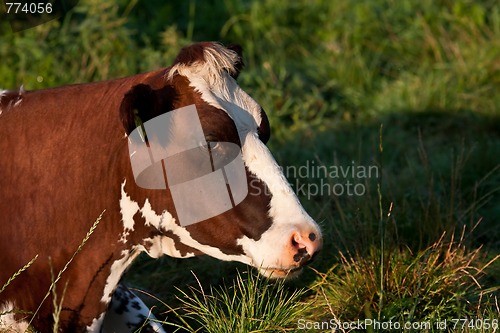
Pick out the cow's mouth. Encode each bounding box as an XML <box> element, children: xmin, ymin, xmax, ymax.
<box><xmin>259</xmin><ymin>266</ymin><xmax>303</xmax><ymax>279</ymax></box>
<box><xmin>257</xmin><ymin>248</ymin><xmax>320</xmax><ymax>279</ymax></box>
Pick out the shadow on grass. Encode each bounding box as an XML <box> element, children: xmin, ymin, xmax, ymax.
<box><xmin>274</xmin><ymin>109</ymin><xmax>499</xmax><ymax>252</ymax></box>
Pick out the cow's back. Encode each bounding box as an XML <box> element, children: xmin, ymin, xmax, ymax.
<box><xmin>0</xmin><ymin>71</ymin><xmax>163</xmax><ymax>328</ymax></box>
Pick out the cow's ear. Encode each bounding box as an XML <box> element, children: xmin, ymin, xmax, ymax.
<box><xmin>227</xmin><ymin>44</ymin><xmax>244</xmax><ymax>79</ymax></box>
<box><xmin>258</xmin><ymin>108</ymin><xmax>271</xmax><ymax>144</ymax></box>
<box><xmin>119</xmin><ymin>84</ymin><xmax>176</xmax><ymax>135</ymax></box>
<box><xmin>119</xmin><ymin>84</ymin><xmax>155</xmax><ymax>135</ymax></box>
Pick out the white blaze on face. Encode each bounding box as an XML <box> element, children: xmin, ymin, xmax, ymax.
<box><xmin>167</xmin><ymin>44</ymin><xmax>322</xmax><ymax>274</ymax></box>
<box><xmin>237</xmin><ymin>133</ymin><xmax>319</xmax><ymax>273</ymax></box>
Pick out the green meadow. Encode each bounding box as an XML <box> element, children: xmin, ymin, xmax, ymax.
<box><xmin>1</xmin><ymin>0</ymin><xmax>499</xmax><ymax>331</ymax></box>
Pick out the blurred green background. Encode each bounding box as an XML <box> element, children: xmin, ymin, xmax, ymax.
<box><xmin>1</xmin><ymin>0</ymin><xmax>499</xmax><ymax>331</ymax></box>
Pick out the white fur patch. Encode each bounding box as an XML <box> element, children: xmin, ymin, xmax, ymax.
<box><xmin>87</xmin><ymin>312</ymin><xmax>105</xmax><ymax>333</ymax></box>
<box><xmin>0</xmin><ymin>302</ymin><xmax>30</xmax><ymax>333</ymax></box>
<box><xmin>141</xmin><ymin>199</ymin><xmax>167</xmax><ymax>229</ymax></box>
<box><xmin>145</xmin><ymin>212</ymin><xmax>247</xmax><ymax>262</ymax></box>
<box><xmin>118</xmin><ymin>181</ymin><xmax>194</xmax><ymax>258</ymax></box>
<box><xmin>167</xmin><ymin>43</ymin><xmax>241</xmax><ymax>90</ymax></box>
<box><xmin>143</xmin><ymin>235</ymin><xmax>191</xmax><ymax>259</ymax></box>
<box><xmin>101</xmin><ymin>248</ymin><xmax>143</xmax><ymax>304</ymax></box>
<box><xmin>119</xmin><ymin>181</ymin><xmax>140</xmax><ymax>243</ymax></box>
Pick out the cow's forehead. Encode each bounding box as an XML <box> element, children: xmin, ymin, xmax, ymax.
<box><xmin>167</xmin><ymin>44</ymin><xmax>263</xmax><ymax>139</ymax></box>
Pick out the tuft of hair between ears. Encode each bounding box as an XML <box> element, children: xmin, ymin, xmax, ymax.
<box><xmin>166</xmin><ymin>42</ymin><xmax>244</xmax><ymax>85</ymax></box>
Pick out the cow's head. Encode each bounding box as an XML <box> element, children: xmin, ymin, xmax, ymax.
<box><xmin>119</xmin><ymin>42</ymin><xmax>322</xmax><ymax>278</ymax></box>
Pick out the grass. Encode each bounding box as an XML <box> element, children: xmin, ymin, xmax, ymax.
<box><xmin>314</xmin><ymin>232</ymin><xmax>499</xmax><ymax>324</ymax></box>
<box><xmin>171</xmin><ymin>270</ymin><xmax>309</xmax><ymax>333</ymax></box>
<box><xmin>1</xmin><ymin>0</ymin><xmax>499</xmax><ymax>331</ymax></box>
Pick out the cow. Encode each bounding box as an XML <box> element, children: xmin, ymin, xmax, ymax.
<box><xmin>0</xmin><ymin>42</ymin><xmax>322</xmax><ymax>332</ymax></box>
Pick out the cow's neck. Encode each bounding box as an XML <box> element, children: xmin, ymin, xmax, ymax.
<box><xmin>99</xmin><ymin>176</ymin><xmax>197</xmax><ymax>302</ymax></box>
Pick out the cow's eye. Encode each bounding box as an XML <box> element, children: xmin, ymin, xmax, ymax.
<box><xmin>199</xmin><ymin>138</ymin><xmax>220</xmax><ymax>152</ymax></box>
<box><xmin>207</xmin><ymin>141</ymin><xmax>220</xmax><ymax>150</ymax></box>
<box><xmin>202</xmin><ymin>134</ymin><xmax>219</xmax><ymax>150</ymax></box>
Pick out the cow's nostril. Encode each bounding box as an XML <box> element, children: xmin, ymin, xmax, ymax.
<box><xmin>290</xmin><ymin>230</ymin><xmax>322</xmax><ymax>267</ymax></box>
<box><xmin>293</xmin><ymin>248</ymin><xmax>310</xmax><ymax>264</ymax></box>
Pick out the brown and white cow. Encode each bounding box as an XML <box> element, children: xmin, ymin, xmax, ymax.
<box><xmin>0</xmin><ymin>42</ymin><xmax>322</xmax><ymax>332</ymax></box>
